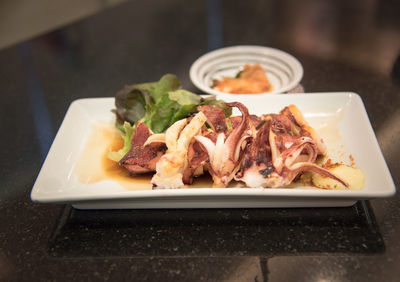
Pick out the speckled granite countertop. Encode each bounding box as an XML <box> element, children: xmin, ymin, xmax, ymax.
<box><xmin>0</xmin><ymin>0</ymin><xmax>399</xmax><ymax>281</ymax></box>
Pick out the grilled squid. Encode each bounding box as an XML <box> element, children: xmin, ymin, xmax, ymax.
<box><xmin>196</xmin><ymin>102</ymin><xmax>251</xmax><ymax>187</ymax></box>
<box><xmin>119</xmin><ymin>102</ymin><xmax>354</xmax><ymax>190</ymax></box>
<box><xmin>150</xmin><ymin>112</ymin><xmax>207</xmax><ymax>189</ymax></box>
<box><xmin>279</xmin><ymin>104</ymin><xmax>327</xmax><ymax>155</ymax></box>
<box><xmin>119</xmin><ymin>122</ymin><xmax>167</xmax><ymax>174</ymax></box>
<box><xmin>235</xmin><ymin>105</ymin><xmax>348</xmax><ymax>188</ymax></box>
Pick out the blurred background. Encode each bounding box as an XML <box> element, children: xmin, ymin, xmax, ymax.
<box><xmin>0</xmin><ymin>0</ymin><xmax>128</xmax><ymax>50</ymax></box>
<box><xmin>1</xmin><ymin>0</ymin><xmax>399</xmax><ymax>76</ymax></box>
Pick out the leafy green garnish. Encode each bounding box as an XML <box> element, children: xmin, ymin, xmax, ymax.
<box><xmin>151</xmin><ymin>73</ymin><xmax>181</xmax><ymax>102</ymax></box>
<box><xmin>235</xmin><ymin>70</ymin><xmax>243</xmax><ymax>78</ymax></box>
<box><xmin>114</xmin><ymin>86</ymin><xmax>147</xmax><ymax>126</ymax></box>
<box><xmin>113</xmin><ymin>74</ymin><xmax>231</xmax><ymax>133</ymax></box>
<box><xmin>107</xmin><ymin>121</ymin><xmax>135</xmax><ymax>162</ymax></box>
<box><xmin>109</xmin><ymin>74</ymin><xmax>232</xmax><ymax>162</ymax></box>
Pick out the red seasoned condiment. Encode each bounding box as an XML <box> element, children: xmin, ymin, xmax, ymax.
<box><xmin>213</xmin><ymin>64</ymin><xmax>273</xmax><ymax>94</ymax></box>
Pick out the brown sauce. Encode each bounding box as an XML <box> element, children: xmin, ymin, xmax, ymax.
<box><xmin>74</xmin><ymin>122</ymin><xmax>245</xmax><ymax>190</ymax></box>
<box><xmin>74</xmin><ymin>122</ymin><xmax>152</xmax><ymax>190</ymax></box>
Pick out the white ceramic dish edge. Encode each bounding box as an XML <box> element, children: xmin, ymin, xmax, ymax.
<box><xmin>189</xmin><ymin>45</ymin><xmax>304</xmax><ymax>96</ymax></box>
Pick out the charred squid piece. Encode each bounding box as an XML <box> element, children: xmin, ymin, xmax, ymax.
<box><xmin>268</xmin><ymin>126</ymin><xmax>348</xmax><ymax>187</ymax></box>
<box><xmin>236</xmin><ymin>111</ymin><xmax>348</xmax><ymax>188</ymax></box>
<box><xmin>151</xmin><ymin>112</ymin><xmax>207</xmax><ymax>189</ymax></box>
<box><xmin>229</xmin><ymin>114</ymin><xmax>261</xmax><ymax>132</ymax></box>
<box><xmin>119</xmin><ymin>122</ymin><xmax>167</xmax><ymax>174</ymax></box>
<box><xmin>183</xmin><ymin>127</ymin><xmax>216</xmax><ymax>184</ymax></box>
<box><xmin>187</xmin><ymin>104</ymin><xmax>230</xmax><ymax>185</ymax></box>
<box><xmin>196</xmin><ymin>102</ymin><xmax>251</xmax><ymax>187</ymax></box>
<box><xmin>269</xmin><ymin>131</ymin><xmax>318</xmax><ymax>174</ymax></box>
<box><xmin>234</xmin><ymin>118</ymin><xmax>273</xmax><ymax>187</ymax></box>
<box><xmin>280</xmin><ymin>162</ymin><xmax>348</xmax><ymax>187</ymax></box>
<box><xmin>235</xmin><ymin>114</ymin><xmax>292</xmax><ymax>187</ymax></box>
<box><xmin>197</xmin><ymin>105</ymin><xmax>228</xmax><ymax>133</ymax></box>
<box><xmin>279</xmin><ymin>104</ymin><xmax>327</xmax><ymax>155</ymax></box>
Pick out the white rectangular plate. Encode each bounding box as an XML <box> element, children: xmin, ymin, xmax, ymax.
<box><xmin>30</xmin><ymin>93</ymin><xmax>396</xmax><ymax>209</ymax></box>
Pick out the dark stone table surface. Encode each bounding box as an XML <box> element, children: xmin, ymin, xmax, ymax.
<box><xmin>0</xmin><ymin>0</ymin><xmax>399</xmax><ymax>281</ymax></box>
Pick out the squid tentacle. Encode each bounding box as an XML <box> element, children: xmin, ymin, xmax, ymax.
<box><xmin>195</xmin><ymin>102</ymin><xmax>251</xmax><ymax>187</ymax></box>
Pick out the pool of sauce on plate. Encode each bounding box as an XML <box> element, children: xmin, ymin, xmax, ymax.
<box><xmin>74</xmin><ymin>122</ymin><xmax>242</xmax><ymax>190</ymax></box>
<box><xmin>74</xmin><ymin>122</ymin><xmax>152</xmax><ymax>190</ymax></box>
<box><xmin>74</xmin><ymin>122</ymin><xmax>225</xmax><ymax>190</ymax></box>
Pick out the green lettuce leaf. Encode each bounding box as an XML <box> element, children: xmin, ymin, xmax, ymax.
<box><xmin>169</xmin><ymin>89</ymin><xmax>201</xmax><ymax>124</ymax></box>
<box><xmin>169</xmin><ymin>89</ymin><xmax>202</xmax><ymax>105</ymax></box>
<box><xmin>114</xmin><ymin>74</ymin><xmax>181</xmax><ymax>128</ymax></box>
<box><xmin>110</xmin><ymin>74</ymin><xmax>231</xmax><ymax>162</ymax></box>
<box><xmin>114</xmin><ymin>86</ymin><xmax>147</xmax><ymax>125</ymax></box>
<box><xmin>107</xmin><ymin>122</ymin><xmax>135</xmax><ymax>162</ymax></box>
<box><xmin>143</xmin><ymin>94</ymin><xmax>176</xmax><ymax>133</ymax></box>
<box><xmin>151</xmin><ymin>74</ymin><xmax>180</xmax><ymax>102</ymax></box>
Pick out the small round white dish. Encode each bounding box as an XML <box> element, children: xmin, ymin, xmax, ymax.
<box><xmin>190</xmin><ymin>45</ymin><xmax>303</xmax><ymax>96</ymax></box>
